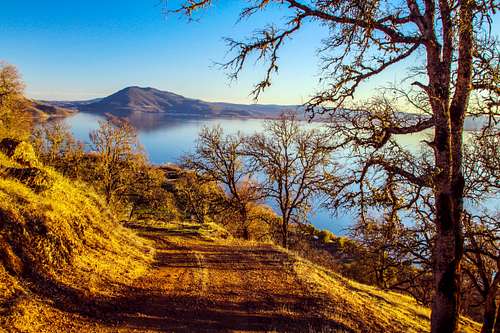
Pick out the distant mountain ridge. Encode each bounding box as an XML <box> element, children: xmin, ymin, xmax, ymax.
<box><xmin>42</xmin><ymin>86</ymin><xmax>301</xmax><ymax>118</ymax></box>
<box><xmin>40</xmin><ymin>86</ymin><xmax>491</xmax><ymax>130</ymax></box>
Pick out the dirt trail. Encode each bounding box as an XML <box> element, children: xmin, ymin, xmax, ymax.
<box><xmin>90</xmin><ymin>230</ymin><xmax>345</xmax><ymax>332</ymax></box>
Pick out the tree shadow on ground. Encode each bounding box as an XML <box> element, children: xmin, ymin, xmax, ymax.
<box><xmin>28</xmin><ymin>271</ymin><xmax>350</xmax><ymax>332</ymax></box>
<box><xmin>25</xmin><ymin>228</ymin><xmax>353</xmax><ymax>332</ymax></box>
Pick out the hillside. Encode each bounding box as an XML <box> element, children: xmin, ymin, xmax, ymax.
<box><xmin>0</xmin><ymin>139</ymin><xmax>154</xmax><ymax>331</ymax></box>
<box><xmin>41</xmin><ymin>86</ymin><xmax>301</xmax><ymax>118</ymax></box>
<box><xmin>23</xmin><ymin>100</ymin><xmax>77</xmax><ymax>120</ymax></box>
<box><xmin>0</xmin><ymin>140</ymin><xmax>480</xmax><ymax>332</ymax></box>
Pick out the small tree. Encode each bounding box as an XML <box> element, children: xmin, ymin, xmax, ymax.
<box><xmin>182</xmin><ymin>126</ymin><xmax>261</xmax><ymax>238</ymax></box>
<box><xmin>348</xmin><ymin>214</ymin><xmax>435</xmax><ymax>304</ymax></box>
<box><xmin>172</xmin><ymin>171</ymin><xmax>226</xmax><ymax>224</ymax></box>
<box><xmin>350</xmin><ymin>216</ymin><xmax>410</xmax><ymax>289</ymax></box>
<box><xmin>462</xmin><ymin>212</ymin><xmax>499</xmax><ymax>333</ymax></box>
<box><xmin>0</xmin><ymin>62</ymin><xmax>30</xmax><ymax>139</ymax></box>
<box><xmin>244</xmin><ymin>114</ymin><xmax>336</xmax><ymax>248</ymax></box>
<box><xmin>31</xmin><ymin>120</ymin><xmax>84</xmax><ymax>177</ymax></box>
<box><xmin>126</xmin><ymin>165</ymin><xmax>171</xmax><ymax>222</ymax></box>
<box><xmin>461</xmin><ymin>128</ymin><xmax>500</xmax><ymax>333</ymax></box>
<box><xmin>89</xmin><ymin>118</ymin><xmax>144</xmax><ymax>205</ymax></box>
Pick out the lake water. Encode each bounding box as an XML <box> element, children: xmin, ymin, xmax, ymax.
<box><xmin>63</xmin><ymin>112</ymin><xmax>495</xmax><ymax>235</ymax></box>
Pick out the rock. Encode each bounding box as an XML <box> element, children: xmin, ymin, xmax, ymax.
<box><xmin>0</xmin><ymin>138</ymin><xmax>39</xmax><ymax>167</ymax></box>
<box><xmin>0</xmin><ymin>138</ymin><xmax>22</xmax><ymax>157</ymax></box>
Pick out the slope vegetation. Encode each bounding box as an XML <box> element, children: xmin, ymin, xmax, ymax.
<box><xmin>0</xmin><ymin>139</ymin><xmax>154</xmax><ymax>331</ymax></box>
<box><xmin>0</xmin><ymin>141</ymin><xmax>480</xmax><ymax>332</ymax></box>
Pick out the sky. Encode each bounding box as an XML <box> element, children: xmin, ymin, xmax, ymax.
<box><xmin>0</xmin><ymin>1</ymin><xmax>498</xmax><ymax>105</ymax></box>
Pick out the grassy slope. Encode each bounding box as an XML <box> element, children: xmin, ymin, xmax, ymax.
<box><xmin>0</xmin><ymin>144</ymin><xmax>480</xmax><ymax>332</ymax></box>
<box><xmin>291</xmin><ymin>255</ymin><xmax>479</xmax><ymax>332</ymax></box>
<box><xmin>0</xmin><ymin>145</ymin><xmax>154</xmax><ymax>331</ymax></box>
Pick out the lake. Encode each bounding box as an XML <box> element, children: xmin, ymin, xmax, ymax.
<box><xmin>63</xmin><ymin>112</ymin><xmax>494</xmax><ymax>235</ymax></box>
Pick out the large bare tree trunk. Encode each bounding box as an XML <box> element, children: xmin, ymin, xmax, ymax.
<box><xmin>430</xmin><ymin>102</ymin><xmax>467</xmax><ymax>333</ymax></box>
<box><xmin>431</xmin><ymin>181</ymin><xmax>464</xmax><ymax>333</ymax></box>
<box><xmin>430</xmin><ymin>2</ymin><xmax>472</xmax><ymax>329</ymax></box>
<box><xmin>429</xmin><ymin>90</ymin><xmax>466</xmax><ymax>333</ymax></box>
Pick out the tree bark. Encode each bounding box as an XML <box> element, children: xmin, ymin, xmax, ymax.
<box><xmin>430</xmin><ymin>1</ymin><xmax>472</xmax><ymax>328</ymax></box>
<box><xmin>431</xmin><ymin>189</ymin><xmax>464</xmax><ymax>333</ymax></box>
<box><xmin>430</xmin><ymin>102</ymin><xmax>465</xmax><ymax>333</ymax></box>
<box><xmin>239</xmin><ymin>205</ymin><xmax>250</xmax><ymax>240</ymax></box>
<box><xmin>281</xmin><ymin>218</ymin><xmax>288</xmax><ymax>248</ymax></box>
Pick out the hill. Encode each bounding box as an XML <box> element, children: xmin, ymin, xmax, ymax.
<box><xmin>42</xmin><ymin>86</ymin><xmax>301</xmax><ymax>118</ymax></box>
<box><xmin>25</xmin><ymin>100</ymin><xmax>77</xmax><ymax>119</ymax></box>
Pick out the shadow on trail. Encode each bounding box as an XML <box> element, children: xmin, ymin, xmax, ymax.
<box><xmin>26</xmin><ymin>228</ymin><xmax>352</xmax><ymax>332</ymax></box>
<box><xmin>91</xmin><ymin>291</ymin><xmax>349</xmax><ymax>332</ymax></box>
<box><xmin>125</xmin><ymin>223</ymin><xmax>202</xmax><ymax>237</ymax></box>
<box><xmin>29</xmin><ymin>264</ymin><xmax>348</xmax><ymax>332</ymax></box>
<box><xmin>156</xmin><ymin>245</ymin><xmax>291</xmax><ymax>271</ymax></box>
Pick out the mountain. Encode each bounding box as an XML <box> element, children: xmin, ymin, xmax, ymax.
<box><xmin>42</xmin><ymin>86</ymin><xmax>301</xmax><ymax>118</ymax></box>
<box><xmin>39</xmin><ymin>87</ymin><xmax>493</xmax><ymax>130</ymax></box>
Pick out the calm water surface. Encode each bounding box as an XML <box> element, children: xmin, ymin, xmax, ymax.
<box><xmin>64</xmin><ymin>112</ymin><xmax>495</xmax><ymax>235</ymax></box>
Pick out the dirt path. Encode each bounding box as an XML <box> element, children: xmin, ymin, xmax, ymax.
<box><xmin>90</xmin><ymin>230</ymin><xmax>345</xmax><ymax>332</ymax></box>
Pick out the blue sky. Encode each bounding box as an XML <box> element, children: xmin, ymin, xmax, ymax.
<box><xmin>1</xmin><ymin>1</ymin><xmax>498</xmax><ymax>104</ymax></box>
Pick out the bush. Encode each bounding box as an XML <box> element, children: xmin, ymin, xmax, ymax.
<box><xmin>31</xmin><ymin>121</ymin><xmax>84</xmax><ymax>177</ymax></box>
<box><xmin>318</xmin><ymin>230</ymin><xmax>335</xmax><ymax>244</ymax></box>
<box><xmin>171</xmin><ymin>172</ymin><xmax>226</xmax><ymax>224</ymax></box>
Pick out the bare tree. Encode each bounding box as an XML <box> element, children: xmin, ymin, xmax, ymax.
<box><xmin>244</xmin><ymin>114</ymin><xmax>336</xmax><ymax>248</ymax></box>
<box><xmin>182</xmin><ymin>126</ymin><xmax>261</xmax><ymax>238</ymax></box>
<box><xmin>0</xmin><ymin>62</ymin><xmax>24</xmax><ymax>106</ymax></box>
<box><xmin>31</xmin><ymin>120</ymin><xmax>84</xmax><ymax>177</ymax></box>
<box><xmin>172</xmin><ymin>171</ymin><xmax>226</xmax><ymax>224</ymax></box>
<box><xmin>176</xmin><ymin>2</ymin><xmax>499</xmax><ymax>330</ymax></box>
<box><xmin>463</xmin><ymin>128</ymin><xmax>500</xmax><ymax>203</ymax></box>
<box><xmin>89</xmin><ymin>118</ymin><xmax>145</xmax><ymax>205</ymax></box>
<box><xmin>347</xmin><ymin>125</ymin><xmax>500</xmax><ymax>331</ymax></box>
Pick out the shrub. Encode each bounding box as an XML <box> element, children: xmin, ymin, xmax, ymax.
<box><xmin>318</xmin><ymin>230</ymin><xmax>335</xmax><ymax>244</ymax></box>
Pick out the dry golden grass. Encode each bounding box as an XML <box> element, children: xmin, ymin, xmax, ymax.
<box><xmin>0</xmin><ymin>144</ymin><xmax>154</xmax><ymax>330</ymax></box>
<box><xmin>290</xmin><ymin>254</ymin><xmax>480</xmax><ymax>333</ymax></box>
